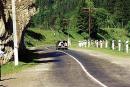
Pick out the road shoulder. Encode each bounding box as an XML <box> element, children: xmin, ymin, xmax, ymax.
<box><xmin>71</xmin><ymin>48</ymin><xmax>130</xmax><ymax>68</ymax></box>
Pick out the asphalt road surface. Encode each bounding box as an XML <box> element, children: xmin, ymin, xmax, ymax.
<box><xmin>1</xmin><ymin>47</ymin><xmax>130</xmax><ymax>87</ymax></box>
<box><xmin>64</xmin><ymin>49</ymin><xmax>130</xmax><ymax>87</ymax></box>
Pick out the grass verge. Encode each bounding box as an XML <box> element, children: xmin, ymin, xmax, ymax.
<box><xmin>71</xmin><ymin>45</ymin><xmax>130</xmax><ymax>58</ymax></box>
<box><xmin>1</xmin><ymin>61</ymin><xmax>37</xmax><ymax>75</ymax></box>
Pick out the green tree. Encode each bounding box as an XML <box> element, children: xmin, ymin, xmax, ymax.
<box><xmin>126</xmin><ymin>21</ymin><xmax>130</xmax><ymax>33</ymax></box>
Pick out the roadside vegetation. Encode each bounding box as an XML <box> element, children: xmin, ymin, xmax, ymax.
<box><xmin>2</xmin><ymin>0</ymin><xmax>130</xmax><ymax>75</ymax></box>
<box><xmin>25</xmin><ymin>28</ymin><xmax>84</xmax><ymax>47</ymax></box>
<box><xmin>1</xmin><ymin>47</ymin><xmax>40</xmax><ymax>75</ymax></box>
<box><xmin>72</xmin><ymin>46</ymin><xmax>130</xmax><ymax>58</ymax></box>
<box><xmin>87</xmin><ymin>47</ymin><xmax>130</xmax><ymax>58</ymax></box>
<box><xmin>1</xmin><ymin>62</ymin><xmax>37</xmax><ymax>75</ymax></box>
<box><xmin>25</xmin><ymin>0</ymin><xmax>130</xmax><ymax>56</ymax></box>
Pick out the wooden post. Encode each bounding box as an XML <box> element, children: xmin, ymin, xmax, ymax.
<box><xmin>88</xmin><ymin>7</ymin><xmax>91</xmax><ymax>39</ymax></box>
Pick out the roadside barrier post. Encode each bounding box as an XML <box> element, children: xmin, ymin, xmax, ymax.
<box><xmin>83</xmin><ymin>40</ymin><xmax>85</xmax><ymax>47</ymax></box>
<box><xmin>78</xmin><ymin>41</ymin><xmax>81</xmax><ymax>47</ymax></box>
<box><xmin>88</xmin><ymin>40</ymin><xmax>90</xmax><ymax>47</ymax></box>
<box><xmin>91</xmin><ymin>40</ymin><xmax>93</xmax><ymax>47</ymax></box>
<box><xmin>68</xmin><ymin>38</ymin><xmax>71</xmax><ymax>46</ymax></box>
<box><xmin>96</xmin><ymin>40</ymin><xmax>99</xmax><ymax>48</ymax></box>
<box><xmin>118</xmin><ymin>40</ymin><xmax>121</xmax><ymax>51</ymax></box>
<box><xmin>126</xmin><ymin>40</ymin><xmax>129</xmax><ymax>53</ymax></box>
<box><xmin>94</xmin><ymin>40</ymin><xmax>96</xmax><ymax>47</ymax></box>
<box><xmin>100</xmin><ymin>40</ymin><xmax>103</xmax><ymax>48</ymax></box>
<box><xmin>84</xmin><ymin>40</ymin><xmax>87</xmax><ymax>47</ymax></box>
<box><xmin>112</xmin><ymin>40</ymin><xmax>115</xmax><ymax>50</ymax></box>
<box><xmin>81</xmin><ymin>41</ymin><xmax>84</xmax><ymax>47</ymax></box>
<box><xmin>105</xmin><ymin>40</ymin><xmax>108</xmax><ymax>48</ymax></box>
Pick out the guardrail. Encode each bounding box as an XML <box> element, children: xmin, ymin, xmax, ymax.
<box><xmin>78</xmin><ymin>40</ymin><xmax>129</xmax><ymax>53</ymax></box>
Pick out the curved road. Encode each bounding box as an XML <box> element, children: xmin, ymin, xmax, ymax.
<box><xmin>64</xmin><ymin>49</ymin><xmax>130</xmax><ymax>87</ymax></box>
<box><xmin>1</xmin><ymin>47</ymin><xmax>130</xmax><ymax>87</ymax></box>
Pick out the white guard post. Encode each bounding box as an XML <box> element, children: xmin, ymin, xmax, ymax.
<box><xmin>88</xmin><ymin>40</ymin><xmax>90</xmax><ymax>47</ymax></box>
<box><xmin>68</xmin><ymin>38</ymin><xmax>71</xmax><ymax>46</ymax></box>
<box><xmin>118</xmin><ymin>40</ymin><xmax>121</xmax><ymax>51</ymax></box>
<box><xmin>84</xmin><ymin>40</ymin><xmax>87</xmax><ymax>47</ymax></box>
<box><xmin>105</xmin><ymin>40</ymin><xmax>108</xmax><ymax>48</ymax></box>
<box><xmin>112</xmin><ymin>40</ymin><xmax>115</xmax><ymax>50</ymax></box>
<box><xmin>81</xmin><ymin>41</ymin><xmax>84</xmax><ymax>47</ymax></box>
<box><xmin>100</xmin><ymin>40</ymin><xmax>103</xmax><ymax>48</ymax></box>
<box><xmin>126</xmin><ymin>40</ymin><xmax>129</xmax><ymax>53</ymax></box>
<box><xmin>78</xmin><ymin>41</ymin><xmax>81</xmax><ymax>48</ymax></box>
<box><xmin>96</xmin><ymin>40</ymin><xmax>98</xmax><ymax>48</ymax></box>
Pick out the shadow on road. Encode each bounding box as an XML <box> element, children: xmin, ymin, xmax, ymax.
<box><xmin>34</xmin><ymin>59</ymin><xmax>61</xmax><ymax>63</ymax></box>
<box><xmin>19</xmin><ymin>48</ymin><xmax>65</xmax><ymax>64</ymax></box>
<box><xmin>0</xmin><ymin>85</ymin><xmax>6</xmax><ymax>87</ymax></box>
<box><xmin>34</xmin><ymin>51</ymin><xmax>65</xmax><ymax>63</ymax></box>
<box><xmin>0</xmin><ymin>78</ymin><xmax>16</xmax><ymax>81</ymax></box>
<box><xmin>36</xmin><ymin>52</ymin><xmax>65</xmax><ymax>58</ymax></box>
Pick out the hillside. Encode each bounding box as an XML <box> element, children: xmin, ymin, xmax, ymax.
<box><xmin>25</xmin><ymin>27</ymin><xmax>129</xmax><ymax>47</ymax></box>
<box><xmin>25</xmin><ymin>0</ymin><xmax>130</xmax><ymax>47</ymax></box>
<box><xmin>25</xmin><ymin>28</ymin><xmax>84</xmax><ymax>47</ymax></box>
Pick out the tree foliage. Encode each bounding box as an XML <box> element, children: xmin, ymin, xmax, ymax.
<box><xmin>30</xmin><ymin>0</ymin><xmax>130</xmax><ymax>40</ymax></box>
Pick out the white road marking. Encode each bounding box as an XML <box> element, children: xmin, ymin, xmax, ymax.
<box><xmin>58</xmin><ymin>50</ymin><xmax>108</xmax><ymax>87</ymax></box>
<box><xmin>42</xmin><ymin>47</ymin><xmax>108</xmax><ymax>87</ymax></box>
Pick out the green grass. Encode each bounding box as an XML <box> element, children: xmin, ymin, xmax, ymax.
<box><xmin>2</xmin><ymin>27</ymin><xmax>83</xmax><ymax>75</ymax></box>
<box><xmin>25</xmin><ymin>27</ymin><xmax>130</xmax><ymax>59</ymax></box>
<box><xmin>25</xmin><ymin>28</ymin><xmax>84</xmax><ymax>47</ymax></box>
<box><xmin>1</xmin><ymin>61</ymin><xmax>37</xmax><ymax>75</ymax></box>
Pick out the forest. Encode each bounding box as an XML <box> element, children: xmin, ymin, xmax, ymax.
<box><xmin>28</xmin><ymin>0</ymin><xmax>130</xmax><ymax>42</ymax></box>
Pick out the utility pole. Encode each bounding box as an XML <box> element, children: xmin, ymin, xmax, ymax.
<box><xmin>12</xmin><ymin>0</ymin><xmax>19</xmax><ymax>66</ymax></box>
<box><xmin>82</xmin><ymin>7</ymin><xmax>92</xmax><ymax>39</ymax></box>
<box><xmin>88</xmin><ymin>7</ymin><xmax>91</xmax><ymax>39</ymax></box>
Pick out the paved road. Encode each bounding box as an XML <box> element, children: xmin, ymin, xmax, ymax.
<box><xmin>1</xmin><ymin>48</ymin><xmax>100</xmax><ymax>87</ymax></box>
<box><xmin>1</xmin><ymin>47</ymin><xmax>130</xmax><ymax>87</ymax></box>
<box><xmin>64</xmin><ymin>49</ymin><xmax>130</xmax><ymax>87</ymax></box>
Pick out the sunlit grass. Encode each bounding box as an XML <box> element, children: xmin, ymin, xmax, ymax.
<box><xmin>1</xmin><ymin>61</ymin><xmax>37</xmax><ymax>75</ymax></box>
<box><xmin>25</xmin><ymin>28</ymin><xmax>84</xmax><ymax>47</ymax></box>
